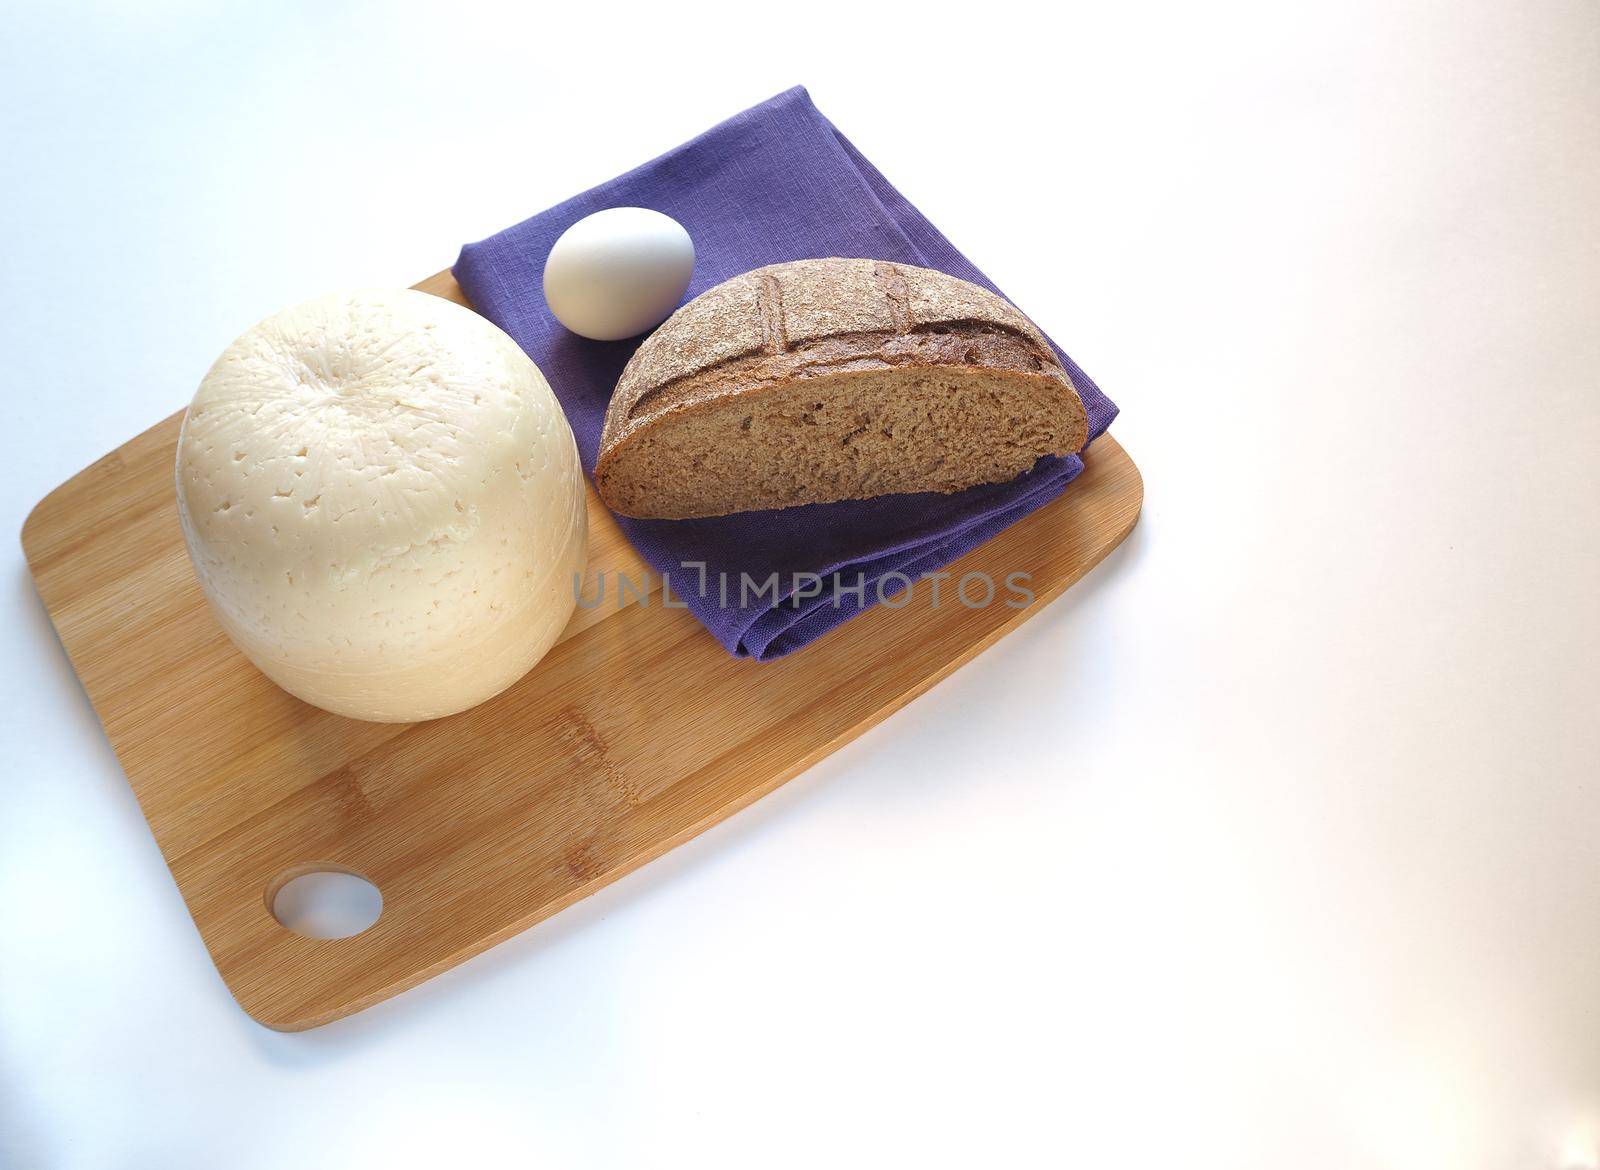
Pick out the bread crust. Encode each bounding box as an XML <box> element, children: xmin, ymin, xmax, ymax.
<box><xmin>595</xmin><ymin>258</ymin><xmax>1085</xmax><ymax>514</ymax></box>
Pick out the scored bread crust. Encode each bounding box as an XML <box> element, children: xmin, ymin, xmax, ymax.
<box><xmin>595</xmin><ymin>258</ymin><xmax>1087</xmax><ymax>516</ymax></box>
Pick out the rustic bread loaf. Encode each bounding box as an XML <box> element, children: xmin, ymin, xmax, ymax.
<box><xmin>594</xmin><ymin>258</ymin><xmax>1087</xmax><ymax>520</ymax></box>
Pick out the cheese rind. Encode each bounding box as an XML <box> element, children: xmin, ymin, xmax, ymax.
<box><xmin>175</xmin><ymin>288</ymin><xmax>586</xmax><ymax>722</ymax></box>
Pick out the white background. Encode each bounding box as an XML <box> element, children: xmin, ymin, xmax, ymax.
<box><xmin>2</xmin><ymin>2</ymin><xmax>1598</xmax><ymax>1167</ymax></box>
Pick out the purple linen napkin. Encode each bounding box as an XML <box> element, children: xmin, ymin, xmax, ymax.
<box><xmin>454</xmin><ymin>86</ymin><xmax>1117</xmax><ymax>660</ymax></box>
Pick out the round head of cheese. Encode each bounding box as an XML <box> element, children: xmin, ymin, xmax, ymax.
<box><xmin>175</xmin><ymin>288</ymin><xmax>587</xmax><ymax>722</ymax></box>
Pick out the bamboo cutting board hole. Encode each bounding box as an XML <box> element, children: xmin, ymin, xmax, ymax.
<box><xmin>269</xmin><ymin>867</ymin><xmax>384</xmax><ymax>940</ymax></box>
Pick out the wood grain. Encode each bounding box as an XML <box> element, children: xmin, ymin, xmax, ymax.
<box><xmin>21</xmin><ymin>269</ymin><xmax>1143</xmax><ymax>1030</ymax></box>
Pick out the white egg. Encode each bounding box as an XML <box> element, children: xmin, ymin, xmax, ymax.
<box><xmin>542</xmin><ymin>207</ymin><xmax>695</xmax><ymax>341</ymax></box>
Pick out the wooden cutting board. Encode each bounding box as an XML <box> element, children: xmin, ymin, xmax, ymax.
<box><xmin>21</xmin><ymin>269</ymin><xmax>1143</xmax><ymax>1030</ymax></box>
